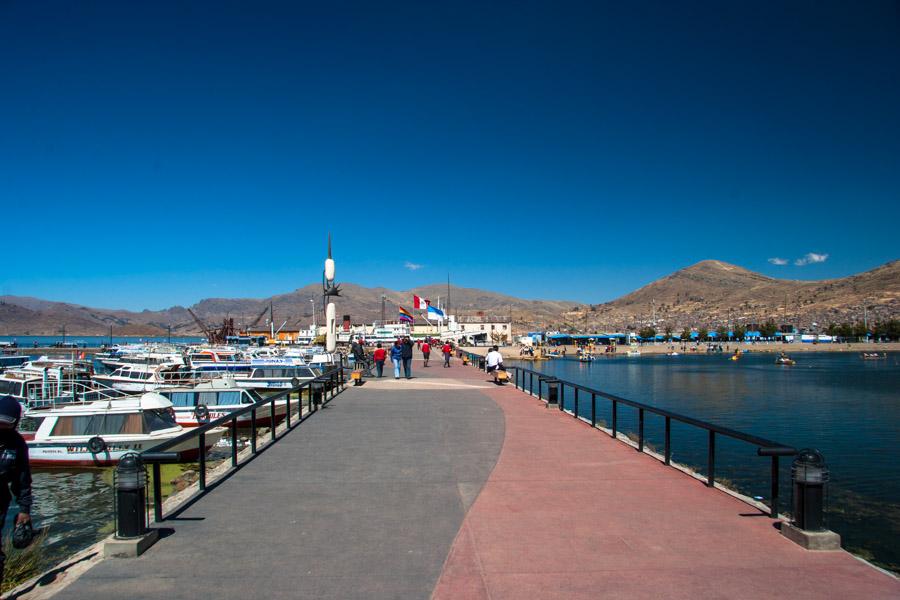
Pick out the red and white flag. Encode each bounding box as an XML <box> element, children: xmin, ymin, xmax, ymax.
<box><xmin>413</xmin><ymin>295</ymin><xmax>428</xmax><ymax>309</ymax></box>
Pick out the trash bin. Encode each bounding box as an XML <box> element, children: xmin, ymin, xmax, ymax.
<box><xmin>477</xmin><ymin>356</ymin><xmax>486</xmax><ymax>370</ymax></box>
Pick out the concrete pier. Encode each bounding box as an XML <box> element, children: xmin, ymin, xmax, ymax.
<box><xmin>49</xmin><ymin>363</ymin><xmax>898</xmax><ymax>599</ymax></box>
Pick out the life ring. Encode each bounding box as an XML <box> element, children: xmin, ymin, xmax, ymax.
<box><xmin>87</xmin><ymin>436</ymin><xmax>107</xmax><ymax>454</ymax></box>
<box><xmin>194</xmin><ymin>404</ymin><xmax>210</xmax><ymax>421</ymax></box>
<box><xmin>291</xmin><ymin>377</ymin><xmax>300</xmax><ymax>388</ymax></box>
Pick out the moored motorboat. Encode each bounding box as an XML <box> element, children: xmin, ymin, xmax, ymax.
<box><xmin>92</xmin><ymin>363</ymin><xmax>210</xmax><ymax>392</ymax></box>
<box><xmin>24</xmin><ymin>393</ymin><xmax>224</xmax><ymax>467</ymax></box>
<box><xmin>156</xmin><ymin>378</ymin><xmax>288</xmax><ymax>427</ymax></box>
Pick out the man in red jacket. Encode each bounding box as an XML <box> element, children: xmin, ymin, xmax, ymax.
<box><xmin>421</xmin><ymin>341</ymin><xmax>431</xmax><ymax>367</ymax></box>
<box><xmin>441</xmin><ymin>342</ymin><xmax>452</xmax><ymax>367</ymax></box>
<box><xmin>372</xmin><ymin>343</ymin><xmax>387</xmax><ymax>378</ymax></box>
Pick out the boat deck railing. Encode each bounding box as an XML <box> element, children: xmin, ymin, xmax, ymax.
<box><xmin>459</xmin><ymin>350</ymin><xmax>797</xmax><ymax>518</ymax></box>
<box><xmin>140</xmin><ymin>357</ymin><xmax>347</xmax><ymax>522</ymax></box>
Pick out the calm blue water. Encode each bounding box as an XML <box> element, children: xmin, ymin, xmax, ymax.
<box><xmin>511</xmin><ymin>351</ymin><xmax>900</xmax><ymax>571</ymax></box>
<box><xmin>0</xmin><ymin>335</ymin><xmax>204</xmax><ymax>346</ymax></box>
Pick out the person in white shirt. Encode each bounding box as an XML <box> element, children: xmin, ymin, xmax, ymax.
<box><xmin>485</xmin><ymin>346</ymin><xmax>504</xmax><ymax>382</ymax></box>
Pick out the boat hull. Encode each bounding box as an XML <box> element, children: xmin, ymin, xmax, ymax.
<box><xmin>27</xmin><ymin>429</ymin><xmax>226</xmax><ymax>467</ymax></box>
<box><xmin>174</xmin><ymin>401</ymin><xmax>288</xmax><ymax>428</ymax></box>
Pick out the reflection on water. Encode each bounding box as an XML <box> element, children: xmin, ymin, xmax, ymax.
<box><xmin>513</xmin><ymin>351</ymin><xmax>900</xmax><ymax>572</ymax></box>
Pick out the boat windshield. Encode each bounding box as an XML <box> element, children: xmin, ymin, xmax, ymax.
<box><xmin>142</xmin><ymin>409</ymin><xmax>178</xmax><ymax>432</ymax></box>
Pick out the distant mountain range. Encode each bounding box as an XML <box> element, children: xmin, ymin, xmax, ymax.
<box><xmin>574</xmin><ymin>259</ymin><xmax>899</xmax><ymax>331</ymax></box>
<box><xmin>1</xmin><ymin>260</ymin><xmax>897</xmax><ymax>336</ymax></box>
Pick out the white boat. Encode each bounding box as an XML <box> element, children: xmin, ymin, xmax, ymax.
<box><xmin>24</xmin><ymin>393</ymin><xmax>224</xmax><ymax>467</ymax></box>
<box><xmin>234</xmin><ymin>365</ymin><xmax>320</xmax><ymax>391</ymax></box>
<box><xmin>92</xmin><ymin>363</ymin><xmax>211</xmax><ymax>392</ymax></box>
<box><xmin>156</xmin><ymin>378</ymin><xmax>288</xmax><ymax>427</ymax></box>
<box><xmin>0</xmin><ymin>358</ymin><xmax>97</xmax><ymax>408</ymax></box>
<box><xmin>187</xmin><ymin>348</ymin><xmax>252</xmax><ymax>372</ymax></box>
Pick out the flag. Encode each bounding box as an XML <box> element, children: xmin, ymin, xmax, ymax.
<box><xmin>398</xmin><ymin>306</ymin><xmax>414</xmax><ymax>322</ymax></box>
<box><xmin>427</xmin><ymin>305</ymin><xmax>445</xmax><ymax>319</ymax></box>
<box><xmin>413</xmin><ymin>295</ymin><xmax>429</xmax><ymax>309</ymax></box>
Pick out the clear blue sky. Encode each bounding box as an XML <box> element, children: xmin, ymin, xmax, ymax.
<box><xmin>1</xmin><ymin>1</ymin><xmax>898</xmax><ymax>310</ymax></box>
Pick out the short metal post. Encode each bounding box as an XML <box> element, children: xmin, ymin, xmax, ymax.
<box><xmin>664</xmin><ymin>417</ymin><xmax>671</xmax><ymax>465</ymax></box>
<box><xmin>611</xmin><ymin>401</ymin><xmax>617</xmax><ymax>438</ymax></box>
<box><xmin>152</xmin><ymin>462</ymin><xmax>163</xmax><ymax>522</ymax></box>
<box><xmin>198</xmin><ymin>431</ymin><xmax>207</xmax><ymax>491</ymax></box>
<box><xmin>251</xmin><ymin>408</ymin><xmax>257</xmax><ymax>453</ymax></box>
<box><xmin>638</xmin><ymin>408</ymin><xmax>644</xmax><ymax>452</ymax></box>
<box><xmin>771</xmin><ymin>455</ymin><xmax>780</xmax><ymax>518</ymax></box>
<box><xmin>707</xmin><ymin>431</ymin><xmax>715</xmax><ymax>487</ymax></box>
<box><xmin>590</xmin><ymin>393</ymin><xmax>596</xmax><ymax>427</ymax></box>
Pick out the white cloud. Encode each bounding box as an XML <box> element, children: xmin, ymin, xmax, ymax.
<box><xmin>404</xmin><ymin>261</ymin><xmax>423</xmax><ymax>271</ymax></box>
<box><xmin>768</xmin><ymin>257</ymin><xmax>788</xmax><ymax>266</ymax></box>
<box><xmin>794</xmin><ymin>252</ymin><xmax>829</xmax><ymax>266</ymax></box>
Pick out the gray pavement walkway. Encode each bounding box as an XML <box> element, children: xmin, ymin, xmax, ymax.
<box><xmin>56</xmin><ymin>372</ymin><xmax>504</xmax><ymax>599</ymax></box>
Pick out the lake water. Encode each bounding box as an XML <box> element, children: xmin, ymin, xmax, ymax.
<box><xmin>510</xmin><ymin>351</ymin><xmax>900</xmax><ymax>572</ymax></box>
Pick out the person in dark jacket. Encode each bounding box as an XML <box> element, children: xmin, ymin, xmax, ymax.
<box><xmin>400</xmin><ymin>337</ymin><xmax>414</xmax><ymax>379</ymax></box>
<box><xmin>0</xmin><ymin>395</ymin><xmax>33</xmax><ymax>586</ymax></box>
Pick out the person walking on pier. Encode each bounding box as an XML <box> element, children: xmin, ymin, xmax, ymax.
<box><xmin>421</xmin><ymin>341</ymin><xmax>431</xmax><ymax>367</ymax></box>
<box><xmin>390</xmin><ymin>340</ymin><xmax>403</xmax><ymax>379</ymax></box>
<box><xmin>372</xmin><ymin>343</ymin><xmax>386</xmax><ymax>378</ymax></box>
<box><xmin>442</xmin><ymin>342</ymin><xmax>452</xmax><ymax>367</ymax></box>
<box><xmin>0</xmin><ymin>395</ymin><xmax>33</xmax><ymax>587</ymax></box>
<box><xmin>401</xmin><ymin>337</ymin><xmax>414</xmax><ymax>379</ymax></box>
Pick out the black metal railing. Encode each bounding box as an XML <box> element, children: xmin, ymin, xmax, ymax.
<box><xmin>140</xmin><ymin>361</ymin><xmax>347</xmax><ymax>522</ymax></box>
<box><xmin>460</xmin><ymin>350</ymin><xmax>796</xmax><ymax>518</ymax></box>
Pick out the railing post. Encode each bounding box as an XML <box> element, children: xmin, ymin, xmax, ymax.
<box><xmin>611</xmin><ymin>401</ymin><xmax>617</xmax><ymax>439</ymax></box>
<box><xmin>152</xmin><ymin>462</ymin><xmax>163</xmax><ymax>523</ymax></box>
<box><xmin>558</xmin><ymin>383</ymin><xmax>564</xmax><ymax>411</ymax></box>
<box><xmin>530</xmin><ymin>372</ymin><xmax>533</xmax><ymax>396</ymax></box>
<box><xmin>251</xmin><ymin>408</ymin><xmax>257</xmax><ymax>453</ymax></box>
<box><xmin>231</xmin><ymin>417</ymin><xmax>238</xmax><ymax>467</ymax></box>
<box><xmin>271</xmin><ymin>398</ymin><xmax>277</xmax><ymax>442</ymax></box>
<box><xmin>198</xmin><ymin>431</ymin><xmax>207</xmax><ymax>491</ymax></box>
<box><xmin>590</xmin><ymin>393</ymin><xmax>596</xmax><ymax>427</ymax></box>
<box><xmin>707</xmin><ymin>431</ymin><xmax>716</xmax><ymax>487</ymax></box>
<box><xmin>664</xmin><ymin>416</ymin><xmax>671</xmax><ymax>465</ymax></box>
<box><xmin>574</xmin><ymin>388</ymin><xmax>579</xmax><ymax>419</ymax></box>
<box><xmin>770</xmin><ymin>455</ymin><xmax>780</xmax><ymax>518</ymax></box>
<box><xmin>286</xmin><ymin>390</ymin><xmax>292</xmax><ymax>429</ymax></box>
<box><xmin>638</xmin><ymin>408</ymin><xmax>644</xmax><ymax>452</ymax></box>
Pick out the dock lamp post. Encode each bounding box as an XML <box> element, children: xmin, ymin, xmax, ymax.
<box><xmin>791</xmin><ymin>449</ymin><xmax>829</xmax><ymax>531</ymax></box>
<box><xmin>115</xmin><ymin>453</ymin><xmax>148</xmax><ymax>539</ymax></box>
<box><xmin>539</xmin><ymin>376</ymin><xmax>560</xmax><ymax>407</ymax></box>
<box><xmin>781</xmin><ymin>448</ymin><xmax>841</xmax><ymax>550</ymax></box>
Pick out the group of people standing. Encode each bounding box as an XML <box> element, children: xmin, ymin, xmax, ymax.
<box><xmin>352</xmin><ymin>337</ymin><xmax>455</xmax><ymax>380</ymax></box>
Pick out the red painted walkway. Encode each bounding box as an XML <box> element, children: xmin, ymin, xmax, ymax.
<box><xmin>431</xmin><ymin>364</ymin><xmax>899</xmax><ymax>599</ymax></box>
